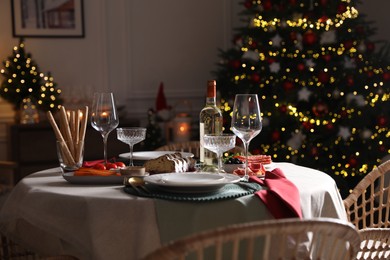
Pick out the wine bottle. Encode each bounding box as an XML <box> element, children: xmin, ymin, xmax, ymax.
<box><xmin>199</xmin><ymin>80</ymin><xmax>223</xmax><ymax>171</ymax></box>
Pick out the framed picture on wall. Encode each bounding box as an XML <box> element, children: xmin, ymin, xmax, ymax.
<box><xmin>11</xmin><ymin>0</ymin><xmax>85</xmax><ymax>38</ymax></box>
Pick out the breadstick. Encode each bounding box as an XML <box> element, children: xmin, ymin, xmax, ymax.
<box><xmin>76</xmin><ymin>106</ymin><xmax>88</xmax><ymax>163</ymax></box>
<box><xmin>46</xmin><ymin>111</ymin><xmax>75</xmax><ymax>165</ymax></box>
<box><xmin>60</xmin><ymin>106</ymin><xmax>75</xmax><ymax>158</ymax></box>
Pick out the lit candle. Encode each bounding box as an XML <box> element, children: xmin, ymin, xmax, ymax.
<box><xmin>173</xmin><ymin>113</ymin><xmax>191</xmax><ymax>142</ymax></box>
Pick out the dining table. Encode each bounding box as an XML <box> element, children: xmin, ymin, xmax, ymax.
<box><xmin>0</xmin><ymin>162</ymin><xmax>347</xmax><ymax>260</ymax></box>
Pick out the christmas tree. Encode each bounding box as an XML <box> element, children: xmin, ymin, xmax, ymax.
<box><xmin>141</xmin><ymin>108</ymin><xmax>166</xmax><ymax>151</ymax></box>
<box><xmin>214</xmin><ymin>0</ymin><xmax>390</xmax><ymax>197</ymax></box>
<box><xmin>0</xmin><ymin>39</ymin><xmax>63</xmax><ymax>113</ymax></box>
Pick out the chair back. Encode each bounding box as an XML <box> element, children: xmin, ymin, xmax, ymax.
<box><xmin>142</xmin><ymin>218</ymin><xmax>360</xmax><ymax>260</ymax></box>
<box><xmin>357</xmin><ymin>228</ymin><xmax>390</xmax><ymax>260</ymax></box>
<box><xmin>155</xmin><ymin>141</ymin><xmax>201</xmax><ymax>158</ymax></box>
<box><xmin>344</xmin><ymin>159</ymin><xmax>390</xmax><ymax>229</ymax></box>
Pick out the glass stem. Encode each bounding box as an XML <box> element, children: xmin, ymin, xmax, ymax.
<box><xmin>243</xmin><ymin>141</ymin><xmax>249</xmax><ymax>181</ymax></box>
<box><xmin>103</xmin><ymin>134</ymin><xmax>109</xmax><ymax>164</ymax></box>
<box><xmin>217</xmin><ymin>152</ymin><xmax>223</xmax><ymax>174</ymax></box>
<box><xmin>129</xmin><ymin>144</ymin><xmax>134</xmax><ymax>166</ymax></box>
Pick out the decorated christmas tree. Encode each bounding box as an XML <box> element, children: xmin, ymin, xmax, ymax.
<box><xmin>214</xmin><ymin>0</ymin><xmax>390</xmax><ymax>197</ymax></box>
<box><xmin>142</xmin><ymin>108</ymin><xmax>166</xmax><ymax>151</ymax></box>
<box><xmin>0</xmin><ymin>39</ymin><xmax>63</xmax><ymax>114</ymax></box>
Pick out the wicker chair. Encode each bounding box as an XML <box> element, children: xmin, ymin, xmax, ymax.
<box><xmin>141</xmin><ymin>218</ymin><xmax>361</xmax><ymax>260</ymax></box>
<box><xmin>155</xmin><ymin>141</ymin><xmax>246</xmax><ymax>159</ymax></box>
<box><xmin>155</xmin><ymin>141</ymin><xmax>201</xmax><ymax>158</ymax></box>
<box><xmin>0</xmin><ymin>234</ymin><xmax>79</xmax><ymax>259</ymax></box>
<box><xmin>357</xmin><ymin>228</ymin><xmax>390</xmax><ymax>260</ymax></box>
<box><xmin>343</xmin><ymin>159</ymin><xmax>390</xmax><ymax>229</ymax></box>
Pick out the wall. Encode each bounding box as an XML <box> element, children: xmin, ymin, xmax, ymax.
<box><xmin>0</xmin><ymin>0</ymin><xmax>389</xmax><ymax>160</ymax></box>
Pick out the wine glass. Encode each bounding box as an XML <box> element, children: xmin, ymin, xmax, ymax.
<box><xmin>90</xmin><ymin>92</ymin><xmax>119</xmax><ymax>164</ymax></box>
<box><xmin>203</xmin><ymin>134</ymin><xmax>236</xmax><ymax>174</ymax></box>
<box><xmin>231</xmin><ymin>94</ymin><xmax>262</xmax><ymax>181</ymax></box>
<box><xmin>116</xmin><ymin>127</ymin><xmax>146</xmax><ymax>166</ymax></box>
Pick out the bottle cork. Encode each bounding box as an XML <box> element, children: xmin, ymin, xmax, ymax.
<box><xmin>207</xmin><ymin>80</ymin><xmax>216</xmax><ymax>98</ymax></box>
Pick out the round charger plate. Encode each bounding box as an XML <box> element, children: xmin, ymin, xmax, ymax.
<box><xmin>62</xmin><ymin>172</ymin><xmax>124</xmax><ymax>185</ymax></box>
<box><xmin>144</xmin><ymin>172</ymin><xmax>240</xmax><ymax>193</ymax></box>
<box><xmin>118</xmin><ymin>151</ymin><xmax>194</xmax><ymax>160</ymax></box>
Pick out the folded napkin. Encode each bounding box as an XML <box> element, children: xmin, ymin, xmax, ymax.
<box><xmin>250</xmin><ymin>168</ymin><xmax>302</xmax><ymax>219</ymax></box>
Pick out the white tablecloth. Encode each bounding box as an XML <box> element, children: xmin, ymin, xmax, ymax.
<box><xmin>0</xmin><ymin>162</ymin><xmax>347</xmax><ymax>260</ymax></box>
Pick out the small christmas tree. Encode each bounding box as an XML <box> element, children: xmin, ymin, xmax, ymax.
<box><xmin>213</xmin><ymin>0</ymin><xmax>390</xmax><ymax>197</ymax></box>
<box><xmin>141</xmin><ymin>108</ymin><xmax>166</xmax><ymax>150</ymax></box>
<box><xmin>0</xmin><ymin>38</ymin><xmax>63</xmax><ymax>113</ymax></box>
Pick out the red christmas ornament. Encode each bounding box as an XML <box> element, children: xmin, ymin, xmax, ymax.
<box><xmin>297</xmin><ymin>63</ymin><xmax>305</xmax><ymax>71</ymax></box>
<box><xmin>326</xmin><ymin>122</ymin><xmax>334</xmax><ymax>131</ymax></box>
<box><xmin>340</xmin><ymin>110</ymin><xmax>348</xmax><ymax>118</ymax></box>
<box><xmin>262</xmin><ymin>0</ymin><xmax>272</xmax><ymax>10</ymax></box>
<box><xmin>320</xmin><ymin>0</ymin><xmax>328</xmax><ymax>6</ymax></box>
<box><xmin>379</xmin><ymin>145</ymin><xmax>386</xmax><ymax>153</ymax></box>
<box><xmin>303</xmin><ymin>30</ymin><xmax>318</xmax><ymax>46</ymax></box>
<box><xmin>337</xmin><ymin>3</ymin><xmax>347</xmax><ymax>14</ymax></box>
<box><xmin>288</xmin><ymin>0</ymin><xmax>297</xmax><ymax>5</ymax></box>
<box><xmin>283</xmin><ymin>81</ymin><xmax>294</xmax><ymax>91</ymax></box>
<box><xmin>267</xmin><ymin>58</ymin><xmax>276</xmax><ymax>64</ymax></box>
<box><xmin>366</xmin><ymin>42</ymin><xmax>375</xmax><ymax>52</ymax></box>
<box><xmin>312</xmin><ymin>101</ymin><xmax>329</xmax><ymax>117</ymax></box>
<box><xmin>322</xmin><ymin>54</ymin><xmax>331</xmax><ymax>63</ymax></box>
<box><xmin>251</xmin><ymin>73</ymin><xmax>261</xmax><ymax>83</ymax></box>
<box><xmin>348</xmin><ymin>156</ymin><xmax>358</xmax><ymax>168</ymax></box>
<box><xmin>367</xmin><ymin>71</ymin><xmax>374</xmax><ymax>78</ymax></box>
<box><xmin>346</xmin><ymin>75</ymin><xmax>354</xmax><ymax>87</ymax></box>
<box><xmin>279</xmin><ymin>104</ymin><xmax>288</xmax><ymax>114</ymax></box>
<box><xmin>318</xmin><ymin>71</ymin><xmax>330</xmax><ymax>84</ymax></box>
<box><xmin>383</xmin><ymin>72</ymin><xmax>390</xmax><ymax>81</ymax></box>
<box><xmin>343</xmin><ymin>40</ymin><xmax>353</xmax><ymax>50</ymax></box>
<box><xmin>377</xmin><ymin>116</ymin><xmax>388</xmax><ymax>127</ymax></box>
<box><xmin>271</xmin><ymin>130</ymin><xmax>281</xmax><ymax>142</ymax></box>
<box><xmin>229</xmin><ymin>60</ymin><xmax>241</xmax><ymax>69</ymax></box>
<box><xmin>303</xmin><ymin>12</ymin><xmax>315</xmax><ymax>20</ymax></box>
<box><xmin>243</xmin><ymin>0</ymin><xmax>252</xmax><ymax>9</ymax></box>
<box><xmin>302</xmin><ymin>121</ymin><xmax>313</xmax><ymax>130</ymax></box>
<box><xmin>310</xmin><ymin>147</ymin><xmax>319</xmax><ymax>157</ymax></box>
<box><xmin>355</xmin><ymin>26</ymin><xmax>365</xmax><ymax>35</ymax></box>
<box><xmin>250</xmin><ymin>41</ymin><xmax>257</xmax><ymax>49</ymax></box>
<box><xmin>318</xmin><ymin>16</ymin><xmax>328</xmax><ymax>23</ymax></box>
<box><xmin>289</xmin><ymin>32</ymin><xmax>298</xmax><ymax>41</ymax></box>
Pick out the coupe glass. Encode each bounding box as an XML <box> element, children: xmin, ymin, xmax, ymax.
<box><xmin>231</xmin><ymin>94</ymin><xmax>262</xmax><ymax>181</ymax></box>
<box><xmin>203</xmin><ymin>134</ymin><xmax>236</xmax><ymax>174</ymax></box>
<box><xmin>117</xmin><ymin>127</ymin><xmax>146</xmax><ymax>166</ymax></box>
<box><xmin>90</xmin><ymin>92</ymin><xmax>119</xmax><ymax>164</ymax></box>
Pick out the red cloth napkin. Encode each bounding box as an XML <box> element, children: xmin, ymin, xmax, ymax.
<box><xmin>249</xmin><ymin>168</ymin><xmax>302</xmax><ymax>219</ymax></box>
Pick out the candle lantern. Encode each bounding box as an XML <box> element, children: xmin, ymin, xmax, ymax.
<box><xmin>173</xmin><ymin>113</ymin><xmax>191</xmax><ymax>142</ymax></box>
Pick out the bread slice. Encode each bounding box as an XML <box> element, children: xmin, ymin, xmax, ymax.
<box><xmin>144</xmin><ymin>152</ymin><xmax>195</xmax><ymax>174</ymax></box>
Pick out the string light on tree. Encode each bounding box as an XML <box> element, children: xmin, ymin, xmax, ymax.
<box><xmin>214</xmin><ymin>0</ymin><xmax>390</xmax><ymax>197</ymax></box>
<box><xmin>0</xmin><ymin>38</ymin><xmax>63</xmax><ymax>115</ymax></box>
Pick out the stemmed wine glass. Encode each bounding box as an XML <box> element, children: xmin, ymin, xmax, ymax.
<box><xmin>231</xmin><ymin>94</ymin><xmax>262</xmax><ymax>181</ymax></box>
<box><xmin>116</xmin><ymin>127</ymin><xmax>146</xmax><ymax>166</ymax></box>
<box><xmin>203</xmin><ymin>134</ymin><xmax>236</xmax><ymax>174</ymax></box>
<box><xmin>91</xmin><ymin>92</ymin><xmax>119</xmax><ymax>164</ymax></box>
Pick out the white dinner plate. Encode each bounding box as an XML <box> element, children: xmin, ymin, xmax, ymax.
<box><xmin>144</xmin><ymin>172</ymin><xmax>240</xmax><ymax>193</ymax></box>
<box><xmin>62</xmin><ymin>172</ymin><xmax>124</xmax><ymax>185</ymax></box>
<box><xmin>118</xmin><ymin>151</ymin><xmax>194</xmax><ymax>160</ymax></box>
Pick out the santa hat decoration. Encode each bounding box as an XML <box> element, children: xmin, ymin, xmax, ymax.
<box><xmin>156</xmin><ymin>82</ymin><xmax>168</xmax><ymax>111</ymax></box>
